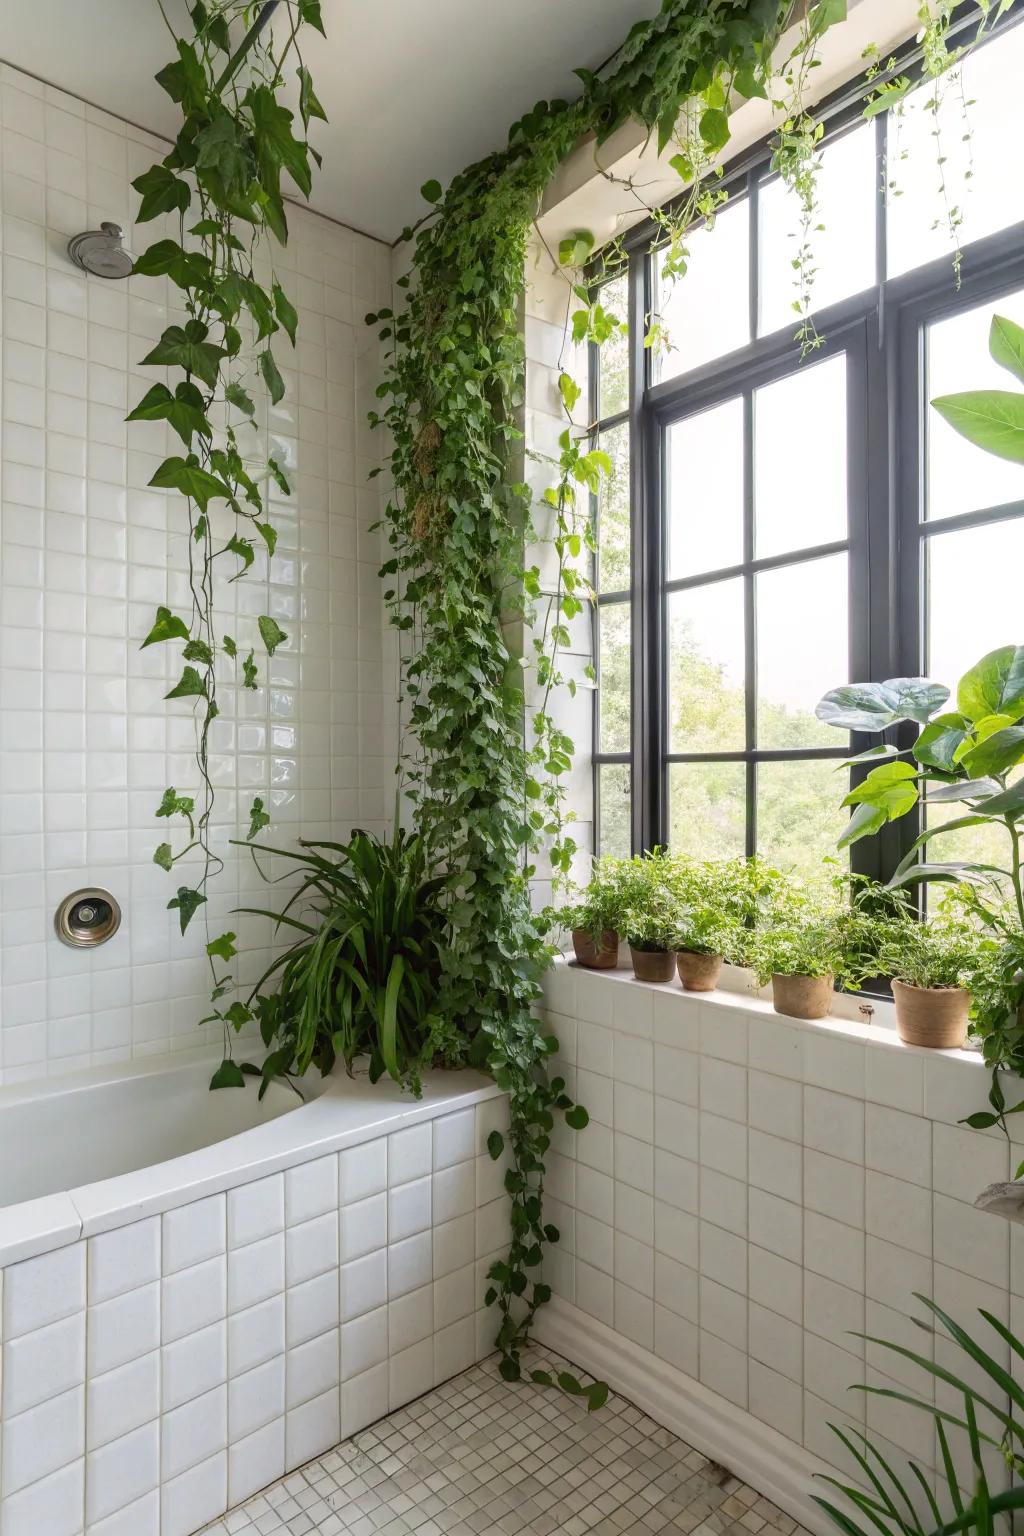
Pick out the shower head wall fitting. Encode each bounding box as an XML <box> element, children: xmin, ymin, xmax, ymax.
<box><xmin>67</xmin><ymin>222</ymin><xmax>133</xmax><ymax>279</ymax></box>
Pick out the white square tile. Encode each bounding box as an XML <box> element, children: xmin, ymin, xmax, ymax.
<box><xmin>284</xmin><ymin>1388</ymin><xmax>340</xmax><ymax>1468</ymax></box>
<box><xmin>655</xmin><ymin>1202</ymin><xmax>698</xmax><ymax>1266</ymax></box>
<box><xmin>653</xmin><ymin>1043</ymin><xmax>699</xmax><ymax>1106</ymax></box>
<box><xmin>866</xmin><ymin>1235</ymin><xmax>932</xmax><ymax>1306</ymax></box>
<box><xmin>389</xmin><ymin>1230</ymin><xmax>433</xmax><ymax>1297</ymax></box>
<box><xmin>341</xmin><ymin>1305</ymin><xmax>388</xmax><ymax>1380</ymax></box>
<box><xmin>285</xmin><ymin>1154</ymin><xmax>338</xmax><ymax>1227</ymax></box>
<box><xmin>748</xmin><ymin>1188</ymin><xmax>801</xmax><ymax>1263</ymax></box>
<box><xmin>748</xmin><ymin>1070</ymin><xmax>802</xmax><ymax>1142</ymax></box>
<box><xmin>803</xmin><ymin>1031</ymin><xmax>865</xmax><ymax>1096</ymax></box>
<box><xmin>4</xmin><ymin>1242</ymin><xmax>84</xmax><ymax>1339</ymax></box>
<box><xmin>577</xmin><ymin>1020</ymin><xmax>614</xmax><ymax>1076</ymax></box>
<box><xmin>162</xmin><ymin>1195</ymin><xmax>225</xmax><ymax>1276</ymax></box>
<box><xmin>227</xmin><ymin>1294</ymin><xmax>284</xmax><ymax>1379</ymax></box>
<box><xmin>339</xmin><ymin>1191</ymin><xmax>387</xmax><ymax>1262</ymax></box>
<box><xmin>865</xmin><ymin>1045</ymin><xmax>923</xmax><ymax>1114</ymax></box>
<box><xmin>700</xmin><ymin>1006</ymin><xmax>748</xmax><ymax>1065</ymax></box>
<box><xmin>339</xmin><ymin>1139</ymin><xmax>388</xmax><ymax>1205</ymax></box>
<box><xmin>654</xmin><ymin>1305</ymin><xmax>698</xmax><ymax>1375</ymax></box>
<box><xmin>341</xmin><ymin>1364</ymin><xmax>388</xmax><ymax>1439</ymax></box>
<box><xmin>388</xmin><ymin>1284</ymin><xmax>433</xmax><ymax>1354</ymax></box>
<box><xmin>432</xmin><ymin>1160</ymin><xmax>475</xmax><ymax>1224</ymax></box>
<box><xmin>748</xmin><ymin>1245</ymin><xmax>802</xmax><ymax>1326</ymax></box>
<box><xmin>285</xmin><ymin>1326</ymin><xmax>339</xmax><ymax>1411</ymax></box>
<box><xmin>614</xmin><ymin>1031</ymin><xmax>653</xmax><ymax>1090</ymax></box>
<box><xmin>748</xmin><ymin>1017</ymin><xmax>802</xmax><ymax>1076</ymax></box>
<box><xmin>2</xmin><ymin>1382</ymin><xmax>83</xmax><ymax>1495</ymax></box>
<box><xmin>654</xmin><ymin>1252</ymin><xmax>698</xmax><ymax>1322</ymax></box>
<box><xmin>865</xmin><ymin>1104</ymin><xmax>932</xmax><ymax>1188</ymax></box>
<box><xmin>614</xmin><ymin>1081</ymin><xmax>653</xmax><ymax>1141</ymax></box>
<box><xmin>3</xmin><ymin>1308</ymin><xmax>84</xmax><ymax>1417</ymax></box>
<box><xmin>285</xmin><ymin>1270</ymin><xmax>340</xmax><ymax>1351</ymax></box>
<box><xmin>388</xmin><ymin>1123</ymin><xmax>431</xmax><ymax>1185</ymax></box>
<box><xmin>932</xmin><ymin>1122</ymin><xmax>1008</xmax><ymax>1204</ymax></box>
<box><xmin>388</xmin><ymin>1176</ymin><xmax>432</xmax><ymax>1242</ymax></box>
<box><xmin>804</xmin><ymin>1270</ymin><xmax>865</xmax><ymax>1350</ymax></box>
<box><xmin>227</xmin><ymin>1228</ymin><xmax>284</xmax><ymax>1314</ymax></box>
<box><xmin>161</xmin><ymin>1383</ymin><xmax>226</xmax><ymax>1482</ymax></box>
<box><xmin>388</xmin><ymin>1336</ymin><xmax>433</xmax><ymax>1410</ymax></box>
<box><xmin>160</xmin><ymin>1448</ymin><xmax>226</xmax><ymax>1536</ymax></box>
<box><xmin>699</xmin><ymin>1221</ymin><xmax>747</xmax><ymax>1292</ymax></box>
<box><xmin>614</xmin><ymin>1130</ymin><xmax>654</xmax><ymax>1192</ymax></box>
<box><xmin>576</xmin><ymin>1213</ymin><xmax>614</xmax><ymax>1274</ymax></box>
<box><xmin>85</xmin><ymin>1418</ymin><xmax>158</xmax><ymax>1525</ymax></box>
<box><xmin>933</xmin><ymin>1192</ymin><xmax>1008</xmax><ymax>1288</ymax></box>
<box><xmin>748</xmin><ymin>1128</ymin><xmax>802</xmax><ymax>1203</ymax></box>
<box><xmin>0</xmin><ymin>1456</ymin><xmax>83</xmax><ymax>1536</ymax></box>
<box><xmin>748</xmin><ymin>1298</ymin><xmax>802</xmax><ymax>1381</ymax></box>
<box><xmin>614</xmin><ymin>1281</ymin><xmax>653</xmax><ymax>1349</ymax></box>
<box><xmin>285</xmin><ymin>1211</ymin><xmax>338</xmax><ymax>1288</ymax></box>
<box><xmin>227</xmin><ymin>1174</ymin><xmax>284</xmax><ymax>1250</ymax></box>
<box><xmin>615</xmin><ymin>1183</ymin><xmax>654</xmax><ymax>1245</ymax></box>
<box><xmin>340</xmin><ymin>1247</ymin><xmax>388</xmax><ymax>1323</ymax></box>
<box><xmin>433</xmin><ymin>1107</ymin><xmax>475</xmax><ymax>1169</ymax></box>
<box><xmin>653</xmin><ymin>1097</ymin><xmax>698</xmax><ymax>1160</ymax></box>
<box><xmin>749</xmin><ymin>1358</ymin><xmax>802</xmax><ymax>1442</ymax></box>
<box><xmin>88</xmin><ymin>1488</ymin><xmax>159</xmax><ymax>1536</ymax></box>
<box><xmin>805</xmin><ymin>1210</ymin><xmax>865</xmax><ymax>1290</ymax></box>
<box><xmin>575</xmin><ymin>969</ymin><xmax>614</xmax><ymax>1026</ymax></box>
<box><xmin>434</xmin><ymin>1316</ymin><xmax>476</xmax><ymax>1386</ymax></box>
<box><xmin>700</xmin><ymin>1111</ymin><xmax>747</xmax><ymax>1179</ymax></box>
<box><xmin>614</xmin><ymin>1232</ymin><xmax>654</xmax><ymax>1296</ymax></box>
<box><xmin>612</xmin><ymin>981</ymin><xmax>654</xmax><ymax>1039</ymax></box>
<box><xmin>161</xmin><ymin>1319</ymin><xmax>225</xmax><ymax>1413</ymax></box>
<box><xmin>434</xmin><ymin>1265</ymin><xmax>476</xmax><ymax>1330</ymax></box>
<box><xmin>804</xmin><ymin>1086</ymin><xmax>864</xmax><ymax>1163</ymax></box>
<box><xmin>433</xmin><ymin>1213</ymin><xmax>474</xmax><ymax>1280</ymax></box>
<box><xmin>805</xmin><ymin>1333</ymin><xmax>866</xmax><ymax>1419</ymax></box>
<box><xmin>88</xmin><ymin>1218</ymin><xmax>159</xmax><ymax>1303</ymax></box>
<box><xmin>699</xmin><ymin>1167</ymin><xmax>747</xmax><ymax>1238</ymax></box>
<box><xmin>804</xmin><ymin>1149</ymin><xmax>865</xmax><ymax>1228</ymax></box>
<box><xmin>162</xmin><ymin>1256</ymin><xmax>225</xmax><ymax>1345</ymax></box>
<box><xmin>474</xmin><ymin>1095</ymin><xmax>511</xmax><ymax>1158</ymax></box>
<box><xmin>86</xmin><ymin>1349</ymin><xmax>159</xmax><ymax>1452</ymax></box>
<box><xmin>227</xmin><ymin>1415</ymin><xmax>284</xmax><ymax>1508</ymax></box>
<box><xmin>699</xmin><ymin>1329</ymin><xmax>747</xmax><ymax>1407</ymax></box>
<box><xmin>865</xmin><ymin>1170</ymin><xmax>932</xmax><ymax>1259</ymax></box>
<box><xmin>653</xmin><ymin>1149</ymin><xmax>699</xmax><ymax>1215</ymax></box>
<box><xmin>575</xmin><ymin>1260</ymin><xmax>615</xmax><ymax>1327</ymax></box>
<box><xmin>699</xmin><ymin>1057</ymin><xmax>747</xmax><ymax>1122</ymax></box>
<box><xmin>701</xmin><ymin>1275</ymin><xmax>747</xmax><ymax>1348</ymax></box>
<box><xmin>88</xmin><ymin>1283</ymin><xmax>159</xmax><ymax>1377</ymax></box>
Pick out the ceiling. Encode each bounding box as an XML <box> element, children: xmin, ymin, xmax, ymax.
<box><xmin>2</xmin><ymin>0</ymin><xmax>662</xmax><ymax>243</ymax></box>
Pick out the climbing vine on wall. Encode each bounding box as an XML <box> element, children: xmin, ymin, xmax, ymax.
<box><xmin>129</xmin><ymin>0</ymin><xmax>325</xmax><ymax>1084</ymax></box>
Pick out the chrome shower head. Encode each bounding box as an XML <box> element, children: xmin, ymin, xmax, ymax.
<box><xmin>67</xmin><ymin>222</ymin><xmax>133</xmax><ymax>279</ymax></box>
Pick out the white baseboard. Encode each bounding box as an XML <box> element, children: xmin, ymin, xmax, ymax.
<box><xmin>535</xmin><ymin>1298</ymin><xmax>839</xmax><ymax>1536</ymax></box>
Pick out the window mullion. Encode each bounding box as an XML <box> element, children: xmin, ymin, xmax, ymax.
<box><xmin>743</xmin><ymin>388</ymin><xmax>756</xmax><ymax>859</ymax></box>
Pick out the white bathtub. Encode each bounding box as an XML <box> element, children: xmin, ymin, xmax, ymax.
<box><xmin>0</xmin><ymin>1049</ymin><xmax>508</xmax><ymax>1536</ymax></box>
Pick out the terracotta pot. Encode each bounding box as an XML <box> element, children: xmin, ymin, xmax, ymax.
<box><xmin>572</xmin><ymin>928</ymin><xmax>619</xmax><ymax>970</ymax></box>
<box><xmin>891</xmin><ymin>979</ymin><xmax>969</xmax><ymax>1049</ymax></box>
<box><xmin>772</xmin><ymin>972</ymin><xmax>833</xmax><ymax>1021</ymax></box>
<box><xmin>676</xmin><ymin>950</ymin><xmax>724</xmax><ymax>992</ymax></box>
<box><xmin>630</xmin><ymin>946</ymin><xmax>676</xmax><ymax>984</ymax></box>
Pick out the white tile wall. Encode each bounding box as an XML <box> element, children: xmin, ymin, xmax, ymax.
<box><xmin>540</xmin><ymin>960</ymin><xmax>1018</xmax><ymax>1490</ymax></box>
<box><xmin>0</xmin><ymin>1102</ymin><xmax>501</xmax><ymax>1535</ymax></box>
<box><xmin>0</xmin><ymin>62</ymin><xmax>397</xmax><ymax>1080</ymax></box>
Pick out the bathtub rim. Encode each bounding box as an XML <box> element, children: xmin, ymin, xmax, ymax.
<box><xmin>0</xmin><ymin>1052</ymin><xmax>502</xmax><ymax>1269</ymax></box>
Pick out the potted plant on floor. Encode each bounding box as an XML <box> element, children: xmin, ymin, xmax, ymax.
<box><xmin>873</xmin><ymin>897</ymin><xmax>978</xmax><ymax>1049</ymax></box>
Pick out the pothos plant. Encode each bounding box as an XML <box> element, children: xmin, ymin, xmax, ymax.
<box><xmin>127</xmin><ymin>0</ymin><xmax>326</xmax><ymax>1086</ymax></box>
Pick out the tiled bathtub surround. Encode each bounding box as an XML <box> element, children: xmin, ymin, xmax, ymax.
<box><xmin>0</xmin><ymin>60</ymin><xmax>396</xmax><ymax>1080</ymax></box>
<box><xmin>0</xmin><ymin>1089</ymin><xmax>510</xmax><ymax>1536</ymax></box>
<box><xmin>535</xmin><ymin>959</ymin><xmax>1020</xmax><ymax>1516</ymax></box>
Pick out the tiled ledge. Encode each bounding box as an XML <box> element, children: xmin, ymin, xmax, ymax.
<box><xmin>543</xmin><ymin>953</ymin><xmax>991</xmax><ymax>1125</ymax></box>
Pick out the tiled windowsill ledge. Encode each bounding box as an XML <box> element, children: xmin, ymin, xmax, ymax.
<box><xmin>543</xmin><ymin>952</ymin><xmax>992</xmax><ymax>1127</ymax></box>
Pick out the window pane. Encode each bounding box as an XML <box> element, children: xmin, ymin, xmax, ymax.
<box><xmin>598</xmin><ymin>419</ymin><xmax>630</xmax><ymax>591</ymax></box>
<box><xmin>598</xmin><ymin>273</ymin><xmax>629</xmax><ymax>419</ymax></box>
<box><xmin>927</xmin><ymin>518</ymin><xmax>1024</xmax><ymax>688</ymax></box>
<box><xmin>887</xmin><ymin>23</ymin><xmax>1024</xmax><ymax>279</ymax></box>
<box><xmin>667</xmin><ymin>399</ymin><xmax>744</xmax><ymax>580</ymax></box>
<box><xmin>756</xmin><ymin>554</ymin><xmax>849</xmax><ymax>749</ymax></box>
<box><xmin>667</xmin><ymin>579</ymin><xmax>745</xmax><ymax>752</ymax></box>
<box><xmin>668</xmin><ymin>761</ymin><xmax>746</xmax><ymax>859</ymax></box>
<box><xmin>598</xmin><ymin>601</ymin><xmax>630</xmax><ymax>754</ymax></box>
<box><xmin>755</xmin><ymin>355</ymin><xmax>847</xmax><ymax>558</ymax></box>
<box><xmin>759</xmin><ymin>121</ymin><xmax>876</xmax><ymax>338</ymax></box>
<box><xmin>655</xmin><ymin>198</ymin><xmax>750</xmax><ymax>384</ymax></box>
<box><xmin>926</xmin><ymin>289</ymin><xmax>1024</xmax><ymax>521</ymax></box>
<box><xmin>598</xmin><ymin>763</ymin><xmax>631</xmax><ymax>859</ymax></box>
<box><xmin>757</xmin><ymin>759</ymin><xmax>849</xmax><ymax>887</ymax></box>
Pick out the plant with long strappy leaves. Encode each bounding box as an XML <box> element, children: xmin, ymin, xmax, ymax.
<box><xmin>815</xmin><ymin>1295</ymin><xmax>1024</xmax><ymax>1536</ymax></box>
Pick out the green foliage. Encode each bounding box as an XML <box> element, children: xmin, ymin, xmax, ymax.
<box><xmin>815</xmin><ymin>1296</ymin><xmax>1024</xmax><ymax>1536</ymax></box>
<box><xmin>876</xmin><ymin>899</ymin><xmax>977</xmax><ymax>989</ymax></box>
<box><xmin>235</xmin><ymin>824</ymin><xmax>464</xmax><ymax>1100</ymax></box>
<box><xmin>934</xmin><ymin>315</ymin><xmax>1024</xmax><ymax>464</ymax></box>
<box><xmin>126</xmin><ymin>1</ymin><xmax>325</xmax><ymax>1064</ymax></box>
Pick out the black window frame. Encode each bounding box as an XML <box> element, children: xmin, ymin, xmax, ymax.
<box><xmin>590</xmin><ymin>2</ymin><xmax>1024</xmax><ymax>887</ymax></box>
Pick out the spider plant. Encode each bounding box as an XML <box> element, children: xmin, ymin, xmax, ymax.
<box><xmin>237</xmin><ymin>823</ymin><xmax>463</xmax><ymax>1098</ymax></box>
<box><xmin>815</xmin><ymin>1295</ymin><xmax>1024</xmax><ymax>1536</ymax></box>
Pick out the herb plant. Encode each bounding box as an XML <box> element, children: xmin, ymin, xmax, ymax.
<box><xmin>876</xmin><ymin>903</ymin><xmax>976</xmax><ymax>991</ymax></box>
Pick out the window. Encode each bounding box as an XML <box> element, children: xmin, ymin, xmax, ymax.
<box><xmin>591</xmin><ymin>11</ymin><xmax>1024</xmax><ymax>888</ymax></box>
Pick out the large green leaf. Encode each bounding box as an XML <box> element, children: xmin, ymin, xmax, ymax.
<box><xmin>931</xmin><ymin>389</ymin><xmax>1024</xmax><ymax>463</ymax></box>
<box><xmin>165</xmin><ymin>665</ymin><xmax>207</xmax><ymax>700</ymax></box>
<box><xmin>957</xmin><ymin>645</ymin><xmax>1024</xmax><ymax>723</ymax></box>
<box><xmin>249</xmin><ymin>84</ymin><xmax>312</xmax><ymax>200</ymax></box>
<box><xmin>195</xmin><ymin>112</ymin><xmax>250</xmax><ymax>191</ymax></box>
<box><xmin>150</xmin><ymin>456</ymin><xmax>232</xmax><ymax>512</ymax></box>
<box><xmin>272</xmin><ymin>281</ymin><xmax>298</xmax><ymax>346</ymax></box>
<box><xmin>258</xmin><ymin>615</ymin><xmax>288</xmax><ymax>655</ymax></box>
<box><xmin>817</xmin><ymin>679</ymin><xmax>949</xmax><ymax>732</ymax></box>
<box><xmin>912</xmin><ymin>713</ymin><xmax>969</xmax><ymax>773</ymax></box>
<box><xmin>972</xmin><ymin>777</ymin><xmax>1024</xmax><ymax>818</ymax></box>
<box><xmin>990</xmin><ymin>314</ymin><xmax>1024</xmax><ymax>385</ymax></box>
<box><xmin>132</xmin><ymin>163</ymin><xmax>191</xmax><ymax>223</ymax></box>
<box><xmin>142</xmin><ymin>605</ymin><xmax>190</xmax><ymax>648</ymax></box>
<box><xmin>960</xmin><ymin>725</ymin><xmax>1024</xmax><ymax>779</ymax></box>
<box><xmin>843</xmin><ymin>761</ymin><xmax>920</xmax><ymax>820</ymax></box>
<box><xmin>259</xmin><ymin>348</ymin><xmax>285</xmax><ymax>405</ymax></box>
<box><xmin>168</xmin><ymin>885</ymin><xmax>207</xmax><ymax>934</ymax></box>
<box><xmin>128</xmin><ymin>382</ymin><xmax>211</xmax><ymax>448</ymax></box>
<box><xmin>837</xmin><ymin>801</ymin><xmax>887</xmax><ymax>849</ymax></box>
<box><xmin>140</xmin><ymin>321</ymin><xmax>226</xmax><ymax>390</ymax></box>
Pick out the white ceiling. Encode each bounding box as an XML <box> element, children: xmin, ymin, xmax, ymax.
<box><xmin>2</xmin><ymin>0</ymin><xmax>662</xmax><ymax>243</ymax></box>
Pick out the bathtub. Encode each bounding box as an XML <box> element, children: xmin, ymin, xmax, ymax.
<box><xmin>0</xmin><ymin>1049</ymin><xmax>509</xmax><ymax>1536</ymax></box>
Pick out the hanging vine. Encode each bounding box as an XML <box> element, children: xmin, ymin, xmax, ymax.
<box><xmin>129</xmin><ymin>0</ymin><xmax>325</xmax><ymax>1085</ymax></box>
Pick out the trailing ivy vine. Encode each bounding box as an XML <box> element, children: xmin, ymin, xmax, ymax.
<box><xmin>129</xmin><ymin>0</ymin><xmax>325</xmax><ymax>1083</ymax></box>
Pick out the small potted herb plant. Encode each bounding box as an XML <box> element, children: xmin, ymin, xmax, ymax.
<box><xmin>749</xmin><ymin>914</ymin><xmax>847</xmax><ymax>1020</ymax></box>
<box><xmin>616</xmin><ymin>850</ymin><xmax>680</xmax><ymax>983</ymax></box>
<box><xmin>556</xmin><ymin>855</ymin><xmax>627</xmax><ymax>969</ymax></box>
<box><xmin>878</xmin><ymin>906</ymin><xmax>976</xmax><ymax>1049</ymax></box>
<box><xmin>675</xmin><ymin>905</ymin><xmax>735</xmax><ymax>991</ymax></box>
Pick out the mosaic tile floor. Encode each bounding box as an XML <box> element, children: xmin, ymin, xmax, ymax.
<box><xmin>202</xmin><ymin>1348</ymin><xmax>811</xmax><ymax>1536</ymax></box>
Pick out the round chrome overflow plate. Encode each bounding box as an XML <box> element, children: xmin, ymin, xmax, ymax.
<box><xmin>55</xmin><ymin>889</ymin><xmax>122</xmax><ymax>948</ymax></box>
